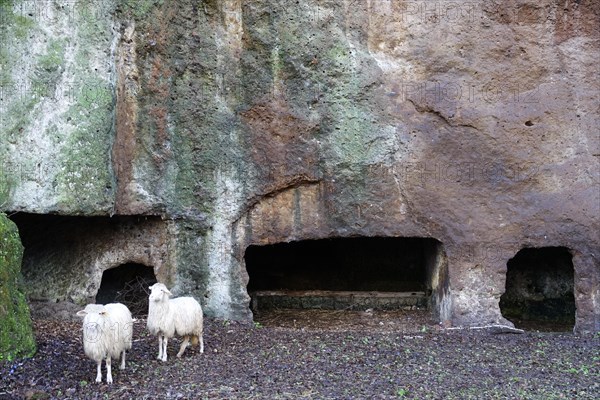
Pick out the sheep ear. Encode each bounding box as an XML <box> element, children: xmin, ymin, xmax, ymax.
<box><xmin>163</xmin><ymin>288</ymin><xmax>173</xmax><ymax>296</ymax></box>
<box><xmin>76</xmin><ymin>310</ymin><xmax>87</xmax><ymax>317</ymax></box>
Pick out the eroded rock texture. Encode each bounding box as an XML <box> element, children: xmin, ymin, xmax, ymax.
<box><xmin>1</xmin><ymin>1</ymin><xmax>598</xmax><ymax>332</ymax></box>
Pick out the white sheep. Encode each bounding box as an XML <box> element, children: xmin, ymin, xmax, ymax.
<box><xmin>147</xmin><ymin>283</ymin><xmax>204</xmax><ymax>361</ymax></box>
<box><xmin>76</xmin><ymin>303</ymin><xmax>133</xmax><ymax>384</ymax></box>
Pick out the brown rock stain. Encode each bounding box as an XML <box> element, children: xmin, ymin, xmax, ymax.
<box><xmin>145</xmin><ymin>7</ymin><xmax>175</xmax><ymax>169</ymax></box>
<box><xmin>113</xmin><ymin>22</ymin><xmax>139</xmax><ymax>214</ymax></box>
<box><xmin>239</xmin><ymin>182</ymin><xmax>326</xmax><ymax>246</ymax></box>
<box><xmin>241</xmin><ymin>98</ymin><xmax>321</xmax><ymax>190</ymax></box>
<box><xmin>554</xmin><ymin>1</ymin><xmax>600</xmax><ymax>45</ymax></box>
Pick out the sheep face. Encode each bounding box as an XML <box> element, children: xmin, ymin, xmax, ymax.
<box><xmin>149</xmin><ymin>283</ymin><xmax>173</xmax><ymax>303</ymax></box>
<box><xmin>77</xmin><ymin>305</ymin><xmax>108</xmax><ymax>340</ymax></box>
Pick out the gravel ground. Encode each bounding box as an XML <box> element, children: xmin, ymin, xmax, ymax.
<box><xmin>1</xmin><ymin>311</ymin><xmax>598</xmax><ymax>399</ymax></box>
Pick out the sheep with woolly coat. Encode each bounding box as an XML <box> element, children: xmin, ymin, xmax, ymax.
<box><xmin>76</xmin><ymin>303</ymin><xmax>133</xmax><ymax>384</ymax></box>
<box><xmin>147</xmin><ymin>283</ymin><xmax>204</xmax><ymax>361</ymax></box>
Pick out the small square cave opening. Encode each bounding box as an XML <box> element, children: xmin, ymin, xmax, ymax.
<box><xmin>500</xmin><ymin>247</ymin><xmax>575</xmax><ymax>332</ymax></box>
<box><xmin>96</xmin><ymin>263</ymin><xmax>157</xmax><ymax>317</ymax></box>
<box><xmin>245</xmin><ymin>237</ymin><xmax>448</xmax><ymax>320</ymax></box>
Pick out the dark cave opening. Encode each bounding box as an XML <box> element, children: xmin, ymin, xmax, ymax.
<box><xmin>245</xmin><ymin>237</ymin><xmax>448</xmax><ymax>317</ymax></box>
<box><xmin>8</xmin><ymin>212</ymin><xmax>162</xmax><ymax>311</ymax></box>
<box><xmin>96</xmin><ymin>263</ymin><xmax>157</xmax><ymax>316</ymax></box>
<box><xmin>9</xmin><ymin>212</ymin><xmax>160</xmax><ymax>249</ymax></box>
<box><xmin>500</xmin><ymin>247</ymin><xmax>575</xmax><ymax>332</ymax></box>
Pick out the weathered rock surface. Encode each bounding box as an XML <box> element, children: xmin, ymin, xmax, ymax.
<box><xmin>1</xmin><ymin>1</ymin><xmax>598</xmax><ymax>332</ymax></box>
<box><xmin>1</xmin><ymin>0</ymin><xmax>117</xmax><ymax>214</ymax></box>
<box><xmin>0</xmin><ymin>213</ymin><xmax>36</xmax><ymax>360</ymax></box>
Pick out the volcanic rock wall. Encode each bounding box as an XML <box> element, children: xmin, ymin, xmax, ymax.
<box><xmin>0</xmin><ymin>0</ymin><xmax>598</xmax><ymax>332</ymax></box>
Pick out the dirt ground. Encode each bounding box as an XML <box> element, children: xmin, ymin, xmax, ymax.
<box><xmin>1</xmin><ymin>310</ymin><xmax>598</xmax><ymax>399</ymax></box>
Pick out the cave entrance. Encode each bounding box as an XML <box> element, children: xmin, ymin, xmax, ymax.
<box><xmin>245</xmin><ymin>237</ymin><xmax>448</xmax><ymax>321</ymax></box>
<box><xmin>500</xmin><ymin>247</ymin><xmax>575</xmax><ymax>332</ymax></box>
<box><xmin>96</xmin><ymin>263</ymin><xmax>157</xmax><ymax>317</ymax></box>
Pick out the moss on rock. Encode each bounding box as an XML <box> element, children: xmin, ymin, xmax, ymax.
<box><xmin>0</xmin><ymin>213</ymin><xmax>36</xmax><ymax>361</ymax></box>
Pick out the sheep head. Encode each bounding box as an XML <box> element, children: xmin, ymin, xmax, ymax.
<box><xmin>77</xmin><ymin>304</ymin><xmax>108</xmax><ymax>319</ymax></box>
<box><xmin>149</xmin><ymin>283</ymin><xmax>173</xmax><ymax>303</ymax></box>
<box><xmin>77</xmin><ymin>304</ymin><xmax>109</xmax><ymax>341</ymax></box>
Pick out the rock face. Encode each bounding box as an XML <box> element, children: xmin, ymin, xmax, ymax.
<box><xmin>1</xmin><ymin>1</ymin><xmax>598</xmax><ymax>332</ymax></box>
<box><xmin>0</xmin><ymin>213</ymin><xmax>36</xmax><ymax>360</ymax></box>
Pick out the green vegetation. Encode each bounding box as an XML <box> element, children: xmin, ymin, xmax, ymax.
<box><xmin>0</xmin><ymin>0</ymin><xmax>40</xmax><ymax>142</ymax></box>
<box><xmin>32</xmin><ymin>38</ymin><xmax>67</xmax><ymax>98</ymax></box>
<box><xmin>13</xmin><ymin>14</ymin><xmax>34</xmax><ymax>39</ymax></box>
<box><xmin>56</xmin><ymin>74</ymin><xmax>114</xmax><ymax>210</ymax></box>
<box><xmin>0</xmin><ymin>213</ymin><xmax>36</xmax><ymax>361</ymax></box>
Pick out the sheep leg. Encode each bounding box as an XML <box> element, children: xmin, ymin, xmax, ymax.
<box><xmin>157</xmin><ymin>335</ymin><xmax>163</xmax><ymax>360</ymax></box>
<box><xmin>200</xmin><ymin>335</ymin><xmax>204</xmax><ymax>354</ymax></box>
<box><xmin>95</xmin><ymin>360</ymin><xmax>102</xmax><ymax>383</ymax></box>
<box><xmin>120</xmin><ymin>350</ymin><xmax>126</xmax><ymax>370</ymax></box>
<box><xmin>161</xmin><ymin>337</ymin><xmax>168</xmax><ymax>362</ymax></box>
<box><xmin>106</xmin><ymin>357</ymin><xmax>113</xmax><ymax>384</ymax></box>
<box><xmin>177</xmin><ymin>336</ymin><xmax>190</xmax><ymax>358</ymax></box>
